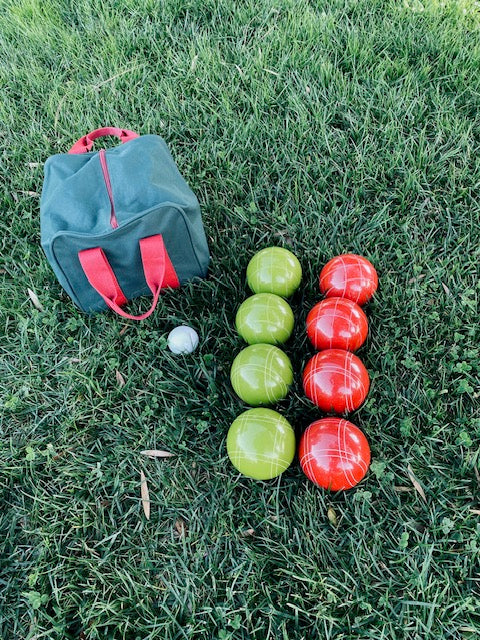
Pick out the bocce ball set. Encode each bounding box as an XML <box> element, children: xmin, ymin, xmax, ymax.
<box><xmin>227</xmin><ymin>248</ymin><xmax>378</xmax><ymax>491</ymax></box>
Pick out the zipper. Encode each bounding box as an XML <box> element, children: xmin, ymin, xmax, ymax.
<box><xmin>98</xmin><ymin>149</ymin><xmax>118</xmax><ymax>229</ymax></box>
<box><xmin>51</xmin><ymin>201</ymin><xmax>206</xmax><ymax>276</ymax></box>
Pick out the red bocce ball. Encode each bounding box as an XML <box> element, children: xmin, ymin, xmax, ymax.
<box><xmin>298</xmin><ymin>417</ymin><xmax>371</xmax><ymax>490</ymax></box>
<box><xmin>319</xmin><ymin>254</ymin><xmax>378</xmax><ymax>306</ymax></box>
<box><xmin>306</xmin><ymin>297</ymin><xmax>368</xmax><ymax>352</ymax></box>
<box><xmin>303</xmin><ymin>349</ymin><xmax>370</xmax><ymax>413</ymax></box>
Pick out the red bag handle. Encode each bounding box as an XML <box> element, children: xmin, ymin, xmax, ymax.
<box><xmin>69</xmin><ymin>127</ymin><xmax>140</xmax><ymax>154</ymax></box>
<box><xmin>78</xmin><ymin>235</ymin><xmax>180</xmax><ymax>320</ymax></box>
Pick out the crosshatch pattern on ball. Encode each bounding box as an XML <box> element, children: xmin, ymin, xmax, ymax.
<box><xmin>299</xmin><ymin>417</ymin><xmax>371</xmax><ymax>490</ymax></box>
<box><xmin>246</xmin><ymin>247</ymin><xmax>302</xmax><ymax>298</ymax></box>
<box><xmin>227</xmin><ymin>408</ymin><xmax>296</xmax><ymax>480</ymax></box>
<box><xmin>235</xmin><ymin>293</ymin><xmax>294</xmax><ymax>345</ymax></box>
<box><xmin>306</xmin><ymin>297</ymin><xmax>368</xmax><ymax>352</ymax></box>
<box><xmin>303</xmin><ymin>349</ymin><xmax>370</xmax><ymax>413</ymax></box>
<box><xmin>230</xmin><ymin>344</ymin><xmax>293</xmax><ymax>405</ymax></box>
<box><xmin>319</xmin><ymin>254</ymin><xmax>378</xmax><ymax>306</ymax></box>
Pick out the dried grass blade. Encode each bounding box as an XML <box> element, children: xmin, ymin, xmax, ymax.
<box><xmin>141</xmin><ymin>450</ymin><xmax>174</xmax><ymax>458</ymax></box>
<box><xmin>407</xmin><ymin>464</ymin><xmax>427</xmax><ymax>503</ymax></box>
<box><xmin>140</xmin><ymin>471</ymin><xmax>150</xmax><ymax>520</ymax></box>
<box><xmin>27</xmin><ymin>288</ymin><xmax>44</xmax><ymax>311</ymax></box>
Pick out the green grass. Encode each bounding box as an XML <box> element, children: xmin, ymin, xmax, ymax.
<box><xmin>1</xmin><ymin>0</ymin><xmax>480</xmax><ymax>638</ymax></box>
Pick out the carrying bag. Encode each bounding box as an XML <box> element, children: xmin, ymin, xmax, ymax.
<box><xmin>40</xmin><ymin>127</ymin><xmax>210</xmax><ymax>320</ymax></box>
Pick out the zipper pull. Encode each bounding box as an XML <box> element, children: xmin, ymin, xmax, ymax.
<box><xmin>99</xmin><ymin>148</ymin><xmax>118</xmax><ymax>229</ymax></box>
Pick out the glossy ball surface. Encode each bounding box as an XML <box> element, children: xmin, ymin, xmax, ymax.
<box><xmin>227</xmin><ymin>408</ymin><xmax>296</xmax><ymax>480</ymax></box>
<box><xmin>319</xmin><ymin>254</ymin><xmax>378</xmax><ymax>306</ymax></box>
<box><xmin>306</xmin><ymin>297</ymin><xmax>368</xmax><ymax>352</ymax></box>
<box><xmin>231</xmin><ymin>344</ymin><xmax>293</xmax><ymax>405</ymax></box>
<box><xmin>299</xmin><ymin>418</ymin><xmax>370</xmax><ymax>490</ymax></box>
<box><xmin>236</xmin><ymin>293</ymin><xmax>294</xmax><ymax>345</ymax></box>
<box><xmin>247</xmin><ymin>247</ymin><xmax>302</xmax><ymax>298</ymax></box>
<box><xmin>303</xmin><ymin>349</ymin><xmax>370</xmax><ymax>413</ymax></box>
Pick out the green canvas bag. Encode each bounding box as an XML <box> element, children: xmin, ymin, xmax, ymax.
<box><xmin>40</xmin><ymin>127</ymin><xmax>210</xmax><ymax>320</ymax></box>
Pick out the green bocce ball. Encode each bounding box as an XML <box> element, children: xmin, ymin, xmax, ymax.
<box><xmin>235</xmin><ymin>293</ymin><xmax>294</xmax><ymax>345</ymax></box>
<box><xmin>230</xmin><ymin>344</ymin><xmax>293</xmax><ymax>405</ymax></box>
<box><xmin>227</xmin><ymin>408</ymin><xmax>296</xmax><ymax>480</ymax></box>
<box><xmin>246</xmin><ymin>247</ymin><xmax>302</xmax><ymax>298</ymax></box>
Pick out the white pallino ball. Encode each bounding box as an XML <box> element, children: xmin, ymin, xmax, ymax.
<box><xmin>167</xmin><ymin>325</ymin><xmax>199</xmax><ymax>354</ymax></box>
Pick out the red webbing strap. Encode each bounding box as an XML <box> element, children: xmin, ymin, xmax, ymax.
<box><xmin>69</xmin><ymin>127</ymin><xmax>139</xmax><ymax>154</ymax></box>
<box><xmin>78</xmin><ymin>235</ymin><xmax>179</xmax><ymax>321</ymax></box>
<box><xmin>140</xmin><ymin>235</ymin><xmax>180</xmax><ymax>291</ymax></box>
<box><xmin>78</xmin><ymin>248</ymin><xmax>128</xmax><ymax>309</ymax></box>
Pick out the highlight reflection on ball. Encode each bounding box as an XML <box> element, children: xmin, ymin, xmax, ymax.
<box><xmin>299</xmin><ymin>417</ymin><xmax>371</xmax><ymax>490</ymax></box>
<box><xmin>319</xmin><ymin>254</ymin><xmax>378</xmax><ymax>306</ymax></box>
<box><xmin>230</xmin><ymin>344</ymin><xmax>293</xmax><ymax>406</ymax></box>
<box><xmin>227</xmin><ymin>408</ymin><xmax>296</xmax><ymax>480</ymax></box>
<box><xmin>306</xmin><ymin>297</ymin><xmax>368</xmax><ymax>352</ymax></box>
<box><xmin>247</xmin><ymin>247</ymin><xmax>302</xmax><ymax>298</ymax></box>
<box><xmin>303</xmin><ymin>349</ymin><xmax>370</xmax><ymax>413</ymax></box>
<box><xmin>236</xmin><ymin>293</ymin><xmax>294</xmax><ymax>345</ymax></box>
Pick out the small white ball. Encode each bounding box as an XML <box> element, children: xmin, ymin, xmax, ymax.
<box><xmin>167</xmin><ymin>325</ymin><xmax>199</xmax><ymax>354</ymax></box>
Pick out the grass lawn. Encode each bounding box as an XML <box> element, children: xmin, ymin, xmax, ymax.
<box><xmin>1</xmin><ymin>0</ymin><xmax>479</xmax><ymax>638</ymax></box>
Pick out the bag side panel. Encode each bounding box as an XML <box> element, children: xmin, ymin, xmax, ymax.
<box><xmin>40</xmin><ymin>153</ymin><xmax>113</xmax><ymax>243</ymax></box>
